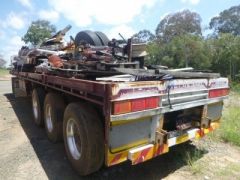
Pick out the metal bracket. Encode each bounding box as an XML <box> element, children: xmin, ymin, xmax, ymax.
<box><xmin>201</xmin><ymin>117</ymin><xmax>211</xmax><ymax>128</ymax></box>
<box><xmin>155</xmin><ymin>129</ymin><xmax>168</xmax><ymax>145</ymax></box>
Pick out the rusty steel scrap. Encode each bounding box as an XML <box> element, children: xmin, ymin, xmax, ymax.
<box><xmin>12</xmin><ymin>25</ymin><xmax>217</xmax><ymax>81</ymax></box>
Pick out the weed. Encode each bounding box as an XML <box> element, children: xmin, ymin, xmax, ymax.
<box><xmin>184</xmin><ymin>149</ymin><xmax>205</xmax><ymax>174</ymax></box>
<box><xmin>230</xmin><ymin>82</ymin><xmax>240</xmax><ymax>94</ymax></box>
<box><xmin>220</xmin><ymin>106</ymin><xmax>240</xmax><ymax>146</ymax></box>
<box><xmin>210</xmin><ymin>93</ymin><xmax>240</xmax><ymax>147</ymax></box>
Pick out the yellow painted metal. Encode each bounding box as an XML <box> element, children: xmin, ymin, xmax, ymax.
<box><xmin>111</xmin><ymin>116</ymin><xmax>151</xmax><ymax>126</ymax></box>
<box><xmin>110</xmin><ymin>138</ymin><xmax>148</xmax><ymax>153</ymax></box>
<box><xmin>106</xmin><ymin>120</ymin><xmax>221</xmax><ymax>167</ymax></box>
<box><xmin>176</xmin><ymin>134</ymin><xmax>189</xmax><ymax>144</ymax></box>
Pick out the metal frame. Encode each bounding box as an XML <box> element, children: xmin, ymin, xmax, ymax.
<box><xmin>12</xmin><ymin>70</ymin><xmax>113</xmax><ymax>166</ymax></box>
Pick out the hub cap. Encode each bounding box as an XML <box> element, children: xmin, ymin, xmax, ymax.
<box><xmin>66</xmin><ymin>118</ymin><xmax>82</xmax><ymax>160</ymax></box>
<box><xmin>32</xmin><ymin>93</ymin><xmax>38</xmax><ymax>119</ymax></box>
<box><xmin>46</xmin><ymin>104</ymin><xmax>53</xmax><ymax>132</ymax></box>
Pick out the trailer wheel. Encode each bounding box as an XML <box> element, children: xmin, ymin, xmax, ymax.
<box><xmin>44</xmin><ymin>93</ymin><xmax>66</xmax><ymax>142</ymax></box>
<box><xmin>63</xmin><ymin>103</ymin><xmax>104</xmax><ymax>175</ymax></box>
<box><xmin>32</xmin><ymin>88</ymin><xmax>45</xmax><ymax>126</ymax></box>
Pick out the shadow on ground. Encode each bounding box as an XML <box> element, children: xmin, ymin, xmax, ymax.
<box><xmin>5</xmin><ymin>93</ymin><xmax>208</xmax><ymax>180</ymax></box>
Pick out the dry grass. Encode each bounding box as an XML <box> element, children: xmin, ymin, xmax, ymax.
<box><xmin>0</xmin><ymin>68</ymin><xmax>9</xmax><ymax>77</ymax></box>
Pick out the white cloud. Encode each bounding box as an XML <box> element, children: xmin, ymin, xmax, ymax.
<box><xmin>17</xmin><ymin>0</ymin><xmax>32</xmax><ymax>8</ymax></box>
<box><xmin>4</xmin><ymin>12</ymin><xmax>25</xmax><ymax>30</ymax></box>
<box><xmin>0</xmin><ymin>31</ymin><xmax>6</xmax><ymax>40</ymax></box>
<box><xmin>181</xmin><ymin>0</ymin><xmax>200</xmax><ymax>5</ymax></box>
<box><xmin>48</xmin><ymin>0</ymin><xmax>157</xmax><ymax>27</ymax></box>
<box><xmin>9</xmin><ymin>35</ymin><xmax>25</xmax><ymax>47</ymax></box>
<box><xmin>1</xmin><ymin>35</ymin><xmax>25</xmax><ymax>65</ymax></box>
<box><xmin>107</xmin><ymin>25</ymin><xmax>136</xmax><ymax>39</ymax></box>
<box><xmin>38</xmin><ymin>10</ymin><xmax>59</xmax><ymax>22</ymax></box>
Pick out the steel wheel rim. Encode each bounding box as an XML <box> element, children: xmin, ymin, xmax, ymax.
<box><xmin>46</xmin><ymin>104</ymin><xmax>53</xmax><ymax>132</ymax></box>
<box><xmin>66</xmin><ymin>118</ymin><xmax>81</xmax><ymax>160</ymax></box>
<box><xmin>32</xmin><ymin>93</ymin><xmax>38</xmax><ymax>119</ymax></box>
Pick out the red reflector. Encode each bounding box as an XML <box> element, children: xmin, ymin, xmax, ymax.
<box><xmin>113</xmin><ymin>97</ymin><xmax>160</xmax><ymax>115</ymax></box>
<box><xmin>209</xmin><ymin>88</ymin><xmax>229</xmax><ymax>98</ymax></box>
<box><xmin>145</xmin><ymin>97</ymin><xmax>159</xmax><ymax>109</ymax></box>
<box><xmin>131</xmin><ymin>98</ymin><xmax>146</xmax><ymax>112</ymax></box>
<box><xmin>113</xmin><ymin>101</ymin><xmax>131</xmax><ymax>115</ymax></box>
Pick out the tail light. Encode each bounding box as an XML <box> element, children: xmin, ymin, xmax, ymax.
<box><xmin>113</xmin><ymin>100</ymin><xmax>131</xmax><ymax>114</ymax></box>
<box><xmin>145</xmin><ymin>97</ymin><xmax>159</xmax><ymax>109</ymax></box>
<box><xmin>209</xmin><ymin>88</ymin><xmax>229</xmax><ymax>98</ymax></box>
<box><xmin>113</xmin><ymin>97</ymin><xmax>160</xmax><ymax>115</ymax></box>
<box><xmin>131</xmin><ymin>98</ymin><xmax>146</xmax><ymax>112</ymax></box>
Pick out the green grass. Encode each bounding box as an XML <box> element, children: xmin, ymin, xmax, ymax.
<box><xmin>210</xmin><ymin>92</ymin><xmax>240</xmax><ymax>146</ymax></box>
<box><xmin>184</xmin><ymin>150</ymin><xmax>205</xmax><ymax>174</ymax></box>
<box><xmin>0</xmin><ymin>68</ymin><xmax>9</xmax><ymax>77</ymax></box>
<box><xmin>230</xmin><ymin>81</ymin><xmax>240</xmax><ymax>94</ymax></box>
<box><xmin>220</xmin><ymin>106</ymin><xmax>240</xmax><ymax>146</ymax></box>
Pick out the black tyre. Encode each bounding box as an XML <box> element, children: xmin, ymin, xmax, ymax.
<box><xmin>44</xmin><ymin>93</ymin><xmax>66</xmax><ymax>142</ymax></box>
<box><xmin>75</xmin><ymin>30</ymin><xmax>102</xmax><ymax>46</ymax></box>
<box><xmin>32</xmin><ymin>88</ymin><xmax>45</xmax><ymax>126</ymax></box>
<box><xmin>63</xmin><ymin>103</ymin><xmax>104</xmax><ymax>175</ymax></box>
<box><xmin>95</xmin><ymin>31</ymin><xmax>109</xmax><ymax>46</ymax></box>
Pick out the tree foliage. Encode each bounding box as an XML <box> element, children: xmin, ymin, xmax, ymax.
<box><xmin>22</xmin><ymin>20</ymin><xmax>56</xmax><ymax>45</ymax></box>
<box><xmin>207</xmin><ymin>34</ymin><xmax>240</xmax><ymax>80</ymax></box>
<box><xmin>0</xmin><ymin>55</ymin><xmax>6</xmax><ymax>68</ymax></box>
<box><xmin>209</xmin><ymin>5</ymin><xmax>240</xmax><ymax>35</ymax></box>
<box><xmin>146</xmin><ymin>35</ymin><xmax>211</xmax><ymax>69</ymax></box>
<box><xmin>156</xmin><ymin>10</ymin><xmax>202</xmax><ymax>42</ymax></box>
<box><xmin>132</xmin><ymin>30</ymin><xmax>155</xmax><ymax>43</ymax></box>
<box><xmin>144</xmin><ymin>6</ymin><xmax>240</xmax><ymax>81</ymax></box>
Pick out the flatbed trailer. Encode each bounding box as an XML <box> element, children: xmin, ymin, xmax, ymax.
<box><xmin>11</xmin><ymin>70</ymin><xmax>229</xmax><ymax>175</ymax></box>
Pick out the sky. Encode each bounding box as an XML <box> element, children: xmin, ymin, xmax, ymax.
<box><xmin>0</xmin><ymin>0</ymin><xmax>239</xmax><ymax>66</ymax></box>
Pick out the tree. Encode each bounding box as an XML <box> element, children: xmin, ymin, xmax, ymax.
<box><xmin>209</xmin><ymin>5</ymin><xmax>240</xmax><ymax>36</ymax></box>
<box><xmin>156</xmin><ymin>10</ymin><xmax>202</xmax><ymax>42</ymax></box>
<box><xmin>146</xmin><ymin>35</ymin><xmax>211</xmax><ymax>69</ymax></box>
<box><xmin>132</xmin><ymin>30</ymin><xmax>155</xmax><ymax>43</ymax></box>
<box><xmin>22</xmin><ymin>20</ymin><xmax>56</xmax><ymax>45</ymax></box>
<box><xmin>207</xmin><ymin>33</ymin><xmax>240</xmax><ymax>80</ymax></box>
<box><xmin>0</xmin><ymin>55</ymin><xmax>6</xmax><ymax>68</ymax></box>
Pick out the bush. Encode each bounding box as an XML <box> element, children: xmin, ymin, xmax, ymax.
<box><xmin>230</xmin><ymin>81</ymin><xmax>240</xmax><ymax>94</ymax></box>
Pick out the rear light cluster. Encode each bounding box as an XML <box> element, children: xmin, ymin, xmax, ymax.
<box><xmin>113</xmin><ymin>97</ymin><xmax>160</xmax><ymax>115</ymax></box>
<box><xmin>208</xmin><ymin>88</ymin><xmax>229</xmax><ymax>98</ymax></box>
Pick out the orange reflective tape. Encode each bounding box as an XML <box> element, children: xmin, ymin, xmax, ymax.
<box><xmin>198</xmin><ymin>129</ymin><xmax>205</xmax><ymax>137</ymax></box>
<box><xmin>134</xmin><ymin>148</ymin><xmax>149</xmax><ymax>164</ymax></box>
<box><xmin>107</xmin><ymin>150</ymin><xmax>128</xmax><ymax>166</ymax></box>
<box><xmin>208</xmin><ymin>126</ymin><xmax>213</xmax><ymax>132</ymax></box>
<box><xmin>110</xmin><ymin>153</ymin><xmax>123</xmax><ymax>165</ymax></box>
<box><xmin>154</xmin><ymin>144</ymin><xmax>164</xmax><ymax>156</ymax></box>
<box><xmin>133</xmin><ymin>147</ymin><xmax>153</xmax><ymax>165</ymax></box>
<box><xmin>154</xmin><ymin>144</ymin><xmax>169</xmax><ymax>157</ymax></box>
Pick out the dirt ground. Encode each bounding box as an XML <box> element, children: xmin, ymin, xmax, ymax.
<box><xmin>0</xmin><ymin>80</ymin><xmax>240</xmax><ymax>180</ymax></box>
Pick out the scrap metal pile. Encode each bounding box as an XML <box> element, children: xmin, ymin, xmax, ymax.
<box><xmin>12</xmin><ymin>25</ymin><xmax>148</xmax><ymax>80</ymax></box>
<box><xmin>12</xmin><ymin>25</ymin><xmax>220</xmax><ymax>81</ymax></box>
